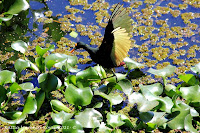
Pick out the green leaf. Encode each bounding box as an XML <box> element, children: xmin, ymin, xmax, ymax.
<box><xmin>120</xmin><ymin>114</ymin><xmax>135</xmax><ymax>128</ymax></box>
<box><xmin>64</xmin><ymin>75</ymin><xmax>76</xmax><ymax>87</ymax></box>
<box><xmin>45</xmin><ymin>53</ymin><xmax>78</xmax><ymax>71</ymax></box>
<box><xmin>147</xmin><ymin>65</ymin><xmax>176</xmax><ymax>77</ymax></box>
<box><xmin>165</xmin><ymin>84</ymin><xmax>176</xmax><ymax>97</ymax></box>
<box><xmin>9</xmin><ymin>82</ymin><xmax>22</xmax><ymax>94</ymax></box>
<box><xmin>76</xmin><ymin>67</ymin><xmax>100</xmax><ymax>87</ymax></box>
<box><xmin>35</xmin><ymin>57</ymin><xmax>45</xmax><ymax>72</ymax></box>
<box><xmin>38</xmin><ymin>73</ymin><xmax>59</xmax><ymax>93</ymax></box>
<box><xmin>124</xmin><ymin>57</ymin><xmax>145</xmax><ymax>70</ymax></box>
<box><xmin>106</xmin><ymin>113</ymin><xmax>125</xmax><ymax>128</ymax></box>
<box><xmin>167</xmin><ymin>100</ymin><xmax>195</xmax><ymax>129</ymax></box>
<box><xmin>65</xmin><ymin>84</ymin><xmax>93</xmax><ymax>106</ymax></box>
<box><xmin>184</xmin><ymin>114</ymin><xmax>198</xmax><ymax>133</ymax></box>
<box><xmin>191</xmin><ymin>62</ymin><xmax>200</xmax><ymax>74</ymax></box>
<box><xmin>19</xmin><ymin>82</ymin><xmax>35</xmax><ymax>91</ymax></box>
<box><xmin>0</xmin><ymin>113</ymin><xmax>26</xmax><ymax>124</ymax></box>
<box><xmin>35</xmin><ymin>91</ymin><xmax>45</xmax><ymax>116</ymax></box>
<box><xmin>180</xmin><ymin>85</ymin><xmax>200</xmax><ymax>103</ymax></box>
<box><xmin>140</xmin><ymin>85</ymin><xmax>173</xmax><ymax>113</ymax></box>
<box><xmin>179</xmin><ymin>74</ymin><xmax>198</xmax><ymax>86</ymax></box>
<box><xmin>93</xmin><ymin>102</ymin><xmax>103</xmax><ymax>108</ymax></box>
<box><xmin>0</xmin><ymin>14</ymin><xmax>13</xmax><ymax>21</ymax></box>
<box><xmin>0</xmin><ymin>70</ymin><xmax>16</xmax><ymax>85</ymax></box>
<box><xmin>94</xmin><ymin>90</ymin><xmax>123</xmax><ymax>105</ymax></box>
<box><xmin>36</xmin><ymin>45</ymin><xmax>49</xmax><ymax>57</ymax></box>
<box><xmin>27</xmin><ymin>60</ymin><xmax>39</xmax><ymax>72</ymax></box>
<box><xmin>0</xmin><ymin>86</ymin><xmax>7</xmax><ymax>104</ymax></box>
<box><xmin>4</xmin><ymin>111</ymin><xmax>22</xmax><ymax>120</ymax></box>
<box><xmin>51</xmin><ymin>111</ymin><xmax>73</xmax><ymax>125</ymax></box>
<box><xmin>14</xmin><ymin>59</ymin><xmax>30</xmax><ymax>74</ymax></box>
<box><xmin>106</xmin><ymin>73</ymin><xmax>127</xmax><ymax>83</ymax></box>
<box><xmin>98</xmin><ymin>122</ymin><xmax>112</xmax><ymax>133</ymax></box>
<box><xmin>23</xmin><ymin>92</ymin><xmax>37</xmax><ymax>114</ymax></box>
<box><xmin>117</xmin><ymin>79</ymin><xmax>133</xmax><ymax>95</ymax></box>
<box><xmin>94</xmin><ymin>65</ymin><xmax>107</xmax><ymax>79</ymax></box>
<box><xmin>128</xmin><ymin>92</ymin><xmax>159</xmax><ymax>112</ymax></box>
<box><xmin>62</xmin><ymin>119</ymin><xmax>84</xmax><ymax>133</ymax></box>
<box><xmin>140</xmin><ymin>112</ymin><xmax>167</xmax><ymax>127</ymax></box>
<box><xmin>75</xmin><ymin>108</ymin><xmax>103</xmax><ymax>128</ymax></box>
<box><xmin>50</xmin><ymin>100</ymin><xmax>71</xmax><ymax>113</ymax></box>
<box><xmin>140</xmin><ymin>83</ymin><xmax>163</xmax><ymax>96</ymax></box>
<box><xmin>6</xmin><ymin>0</ymin><xmax>29</xmax><ymax>15</ymax></box>
<box><xmin>11</xmin><ymin>40</ymin><xmax>28</xmax><ymax>54</ymax></box>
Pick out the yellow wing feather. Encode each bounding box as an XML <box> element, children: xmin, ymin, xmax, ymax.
<box><xmin>111</xmin><ymin>27</ymin><xmax>131</xmax><ymax>66</ymax></box>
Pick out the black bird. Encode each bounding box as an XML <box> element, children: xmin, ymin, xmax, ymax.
<box><xmin>71</xmin><ymin>4</ymin><xmax>132</xmax><ymax>68</ymax></box>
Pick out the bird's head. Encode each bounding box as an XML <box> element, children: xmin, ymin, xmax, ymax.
<box><xmin>70</xmin><ymin>42</ymin><xmax>86</xmax><ymax>53</ymax></box>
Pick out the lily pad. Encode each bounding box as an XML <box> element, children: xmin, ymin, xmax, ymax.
<box><xmin>147</xmin><ymin>65</ymin><xmax>176</xmax><ymax>77</ymax></box>
<box><xmin>94</xmin><ymin>90</ymin><xmax>123</xmax><ymax>105</ymax></box>
<box><xmin>50</xmin><ymin>99</ymin><xmax>71</xmax><ymax>113</ymax></box>
<box><xmin>6</xmin><ymin>0</ymin><xmax>29</xmax><ymax>15</ymax></box>
<box><xmin>65</xmin><ymin>84</ymin><xmax>93</xmax><ymax>106</ymax></box>
<box><xmin>129</xmin><ymin>92</ymin><xmax>159</xmax><ymax>112</ymax></box>
<box><xmin>75</xmin><ymin>108</ymin><xmax>103</xmax><ymax>128</ymax></box>
<box><xmin>23</xmin><ymin>92</ymin><xmax>37</xmax><ymax>114</ymax></box>
<box><xmin>0</xmin><ymin>70</ymin><xmax>16</xmax><ymax>85</ymax></box>
<box><xmin>51</xmin><ymin>111</ymin><xmax>73</xmax><ymax>125</ymax></box>
<box><xmin>62</xmin><ymin>119</ymin><xmax>84</xmax><ymax>133</ymax></box>
<box><xmin>180</xmin><ymin>85</ymin><xmax>200</xmax><ymax>103</ymax></box>
<box><xmin>124</xmin><ymin>57</ymin><xmax>145</xmax><ymax>70</ymax></box>
<box><xmin>106</xmin><ymin>113</ymin><xmax>125</xmax><ymax>128</ymax></box>
<box><xmin>11</xmin><ymin>40</ymin><xmax>28</xmax><ymax>54</ymax></box>
<box><xmin>191</xmin><ymin>62</ymin><xmax>200</xmax><ymax>74</ymax></box>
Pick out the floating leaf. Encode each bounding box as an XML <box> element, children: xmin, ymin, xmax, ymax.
<box><xmin>93</xmin><ymin>102</ymin><xmax>103</xmax><ymax>108</ymax></box>
<box><xmin>69</xmin><ymin>31</ymin><xmax>78</xmax><ymax>38</ymax></box>
<box><xmin>36</xmin><ymin>45</ymin><xmax>49</xmax><ymax>57</ymax></box>
<box><xmin>65</xmin><ymin>84</ymin><xmax>93</xmax><ymax>106</ymax></box>
<box><xmin>6</xmin><ymin>0</ymin><xmax>29</xmax><ymax>14</ymax></box>
<box><xmin>4</xmin><ymin>111</ymin><xmax>22</xmax><ymax>120</ymax></box>
<box><xmin>120</xmin><ymin>114</ymin><xmax>135</xmax><ymax>128</ymax></box>
<box><xmin>51</xmin><ymin>111</ymin><xmax>73</xmax><ymax>125</ymax></box>
<box><xmin>98</xmin><ymin>122</ymin><xmax>112</xmax><ymax>133</ymax></box>
<box><xmin>64</xmin><ymin>75</ymin><xmax>76</xmax><ymax>87</ymax></box>
<box><xmin>94</xmin><ymin>90</ymin><xmax>123</xmax><ymax>105</ymax></box>
<box><xmin>50</xmin><ymin>100</ymin><xmax>71</xmax><ymax>113</ymax></box>
<box><xmin>19</xmin><ymin>82</ymin><xmax>35</xmax><ymax>91</ymax></box>
<box><xmin>141</xmin><ymin>85</ymin><xmax>173</xmax><ymax>113</ymax></box>
<box><xmin>75</xmin><ymin>108</ymin><xmax>103</xmax><ymax>128</ymax></box>
<box><xmin>23</xmin><ymin>92</ymin><xmax>37</xmax><ymax>114</ymax></box>
<box><xmin>165</xmin><ymin>84</ymin><xmax>176</xmax><ymax>97</ymax></box>
<box><xmin>129</xmin><ymin>92</ymin><xmax>159</xmax><ymax>112</ymax></box>
<box><xmin>124</xmin><ymin>57</ymin><xmax>145</xmax><ymax>70</ymax></box>
<box><xmin>180</xmin><ymin>85</ymin><xmax>200</xmax><ymax>103</ymax></box>
<box><xmin>38</xmin><ymin>73</ymin><xmax>59</xmax><ymax>93</ymax></box>
<box><xmin>191</xmin><ymin>62</ymin><xmax>200</xmax><ymax>74</ymax></box>
<box><xmin>62</xmin><ymin>119</ymin><xmax>84</xmax><ymax>133</ymax></box>
<box><xmin>9</xmin><ymin>82</ymin><xmax>22</xmax><ymax>94</ymax></box>
<box><xmin>106</xmin><ymin>113</ymin><xmax>125</xmax><ymax>128</ymax></box>
<box><xmin>0</xmin><ymin>70</ymin><xmax>16</xmax><ymax>85</ymax></box>
<box><xmin>117</xmin><ymin>79</ymin><xmax>133</xmax><ymax>95</ymax></box>
<box><xmin>14</xmin><ymin>59</ymin><xmax>30</xmax><ymax>74</ymax></box>
<box><xmin>167</xmin><ymin>100</ymin><xmax>197</xmax><ymax>129</ymax></box>
<box><xmin>147</xmin><ymin>65</ymin><xmax>176</xmax><ymax>77</ymax></box>
<box><xmin>0</xmin><ymin>113</ymin><xmax>26</xmax><ymax>124</ymax></box>
<box><xmin>76</xmin><ymin>67</ymin><xmax>100</xmax><ymax>87</ymax></box>
<box><xmin>35</xmin><ymin>91</ymin><xmax>45</xmax><ymax>116</ymax></box>
<box><xmin>184</xmin><ymin>114</ymin><xmax>198</xmax><ymax>133</ymax></box>
<box><xmin>94</xmin><ymin>65</ymin><xmax>107</xmax><ymax>79</ymax></box>
<box><xmin>11</xmin><ymin>40</ymin><xmax>28</xmax><ymax>54</ymax></box>
<box><xmin>179</xmin><ymin>74</ymin><xmax>198</xmax><ymax>86</ymax></box>
<box><xmin>140</xmin><ymin>83</ymin><xmax>163</xmax><ymax>96</ymax></box>
<box><xmin>106</xmin><ymin>73</ymin><xmax>126</xmax><ymax>83</ymax></box>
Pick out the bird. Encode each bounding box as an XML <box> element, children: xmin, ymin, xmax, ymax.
<box><xmin>71</xmin><ymin>4</ymin><xmax>132</xmax><ymax>69</ymax></box>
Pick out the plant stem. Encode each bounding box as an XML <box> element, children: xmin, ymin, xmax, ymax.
<box><xmin>1</xmin><ymin>96</ymin><xmax>11</xmax><ymax>110</ymax></box>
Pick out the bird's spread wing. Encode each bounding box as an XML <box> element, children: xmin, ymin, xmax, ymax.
<box><xmin>98</xmin><ymin>4</ymin><xmax>132</xmax><ymax>66</ymax></box>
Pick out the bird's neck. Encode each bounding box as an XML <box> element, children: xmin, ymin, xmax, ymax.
<box><xmin>81</xmin><ymin>45</ymin><xmax>98</xmax><ymax>55</ymax></box>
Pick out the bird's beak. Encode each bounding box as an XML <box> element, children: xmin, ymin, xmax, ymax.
<box><xmin>70</xmin><ymin>43</ymin><xmax>77</xmax><ymax>53</ymax></box>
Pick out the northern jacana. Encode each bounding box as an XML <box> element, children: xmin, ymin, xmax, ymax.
<box><xmin>71</xmin><ymin>4</ymin><xmax>132</xmax><ymax>69</ymax></box>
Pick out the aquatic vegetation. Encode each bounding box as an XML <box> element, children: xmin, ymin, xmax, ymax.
<box><xmin>0</xmin><ymin>0</ymin><xmax>200</xmax><ymax>132</ymax></box>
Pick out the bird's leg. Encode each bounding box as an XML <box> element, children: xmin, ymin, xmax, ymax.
<box><xmin>111</xmin><ymin>68</ymin><xmax>118</xmax><ymax>82</ymax></box>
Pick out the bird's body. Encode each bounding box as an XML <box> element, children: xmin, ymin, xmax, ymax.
<box><xmin>71</xmin><ymin>4</ymin><xmax>132</xmax><ymax>68</ymax></box>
